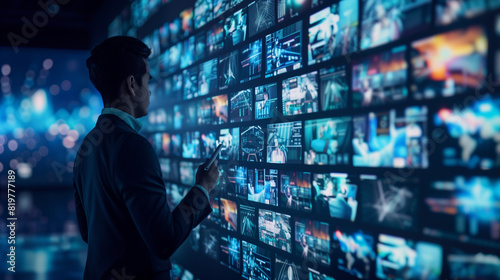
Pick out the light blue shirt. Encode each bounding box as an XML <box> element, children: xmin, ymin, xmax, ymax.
<box><xmin>100</xmin><ymin>107</ymin><xmax>210</xmax><ymax>201</ymax></box>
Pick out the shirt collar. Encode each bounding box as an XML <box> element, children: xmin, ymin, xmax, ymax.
<box><xmin>101</xmin><ymin>107</ymin><xmax>143</xmax><ymax>132</ymax></box>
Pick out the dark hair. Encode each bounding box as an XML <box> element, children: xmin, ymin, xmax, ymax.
<box><xmin>86</xmin><ymin>36</ymin><xmax>151</xmax><ymax>104</ymax></box>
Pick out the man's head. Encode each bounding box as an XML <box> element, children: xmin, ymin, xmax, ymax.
<box><xmin>86</xmin><ymin>36</ymin><xmax>152</xmax><ymax>118</ymax></box>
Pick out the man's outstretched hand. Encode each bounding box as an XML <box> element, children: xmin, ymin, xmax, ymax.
<box><xmin>195</xmin><ymin>159</ymin><xmax>220</xmax><ymax>194</ymax></box>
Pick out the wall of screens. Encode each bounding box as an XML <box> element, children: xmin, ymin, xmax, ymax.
<box><xmin>110</xmin><ymin>0</ymin><xmax>500</xmax><ymax>279</ymax></box>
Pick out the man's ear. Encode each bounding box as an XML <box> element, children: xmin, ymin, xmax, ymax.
<box><xmin>126</xmin><ymin>75</ymin><xmax>136</xmax><ymax>97</ymax></box>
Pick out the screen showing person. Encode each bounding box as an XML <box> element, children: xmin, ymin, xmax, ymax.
<box><xmin>227</xmin><ymin>165</ymin><xmax>248</xmax><ymax>198</ymax></box>
<box><xmin>376</xmin><ymin>234</ymin><xmax>443</xmax><ymax>280</ymax></box>
<box><xmin>352</xmin><ymin>45</ymin><xmax>407</xmax><ymax>107</ymax></box>
<box><xmin>360</xmin><ymin>174</ymin><xmax>418</xmax><ymax>231</ymax></box>
<box><xmin>332</xmin><ymin>227</ymin><xmax>375</xmax><ymax>279</ymax></box>
<box><xmin>353</xmin><ymin>106</ymin><xmax>428</xmax><ymax>168</ymax></box>
<box><xmin>198</xmin><ymin>98</ymin><xmax>212</xmax><ymax>125</ymax></box>
<box><xmin>214</xmin><ymin>0</ymin><xmax>230</xmax><ymax>17</ymax></box>
<box><xmin>255</xmin><ymin>83</ymin><xmax>278</xmax><ymax>120</ymax></box>
<box><xmin>240</xmin><ymin>204</ymin><xmax>257</xmax><ymax>239</ymax></box>
<box><xmin>258</xmin><ymin>209</ymin><xmax>292</xmax><ymax>253</ymax></box>
<box><xmin>248</xmin><ymin>0</ymin><xmax>275</xmax><ymax>38</ymax></box>
<box><xmin>195</xmin><ymin>32</ymin><xmax>206</xmax><ymax>62</ymax></box>
<box><xmin>304</xmin><ymin>117</ymin><xmax>351</xmax><ymax>165</ymax></box>
<box><xmin>173</xmin><ymin>104</ymin><xmax>184</xmax><ymax>129</ymax></box>
<box><xmin>447</xmin><ymin>248</ymin><xmax>500</xmax><ymax>280</ymax></box>
<box><xmin>434</xmin><ymin>97</ymin><xmax>500</xmax><ymax>170</ymax></box>
<box><xmin>224</xmin><ymin>7</ymin><xmax>247</xmax><ymax>48</ymax></box>
<box><xmin>218</xmin><ymin>50</ymin><xmax>239</xmax><ymax>90</ymax></box>
<box><xmin>319</xmin><ymin>65</ymin><xmax>348</xmax><ymax>111</ymax></box>
<box><xmin>171</xmin><ymin>73</ymin><xmax>183</xmax><ymax>100</ymax></box>
<box><xmin>308</xmin><ymin>0</ymin><xmax>358</xmax><ymax>65</ymax></box>
<box><xmin>183</xmin><ymin>65</ymin><xmax>198</xmax><ymax>100</ymax></box>
<box><xmin>424</xmin><ymin>176</ymin><xmax>500</xmax><ymax>246</ymax></box>
<box><xmin>218</xmin><ymin>127</ymin><xmax>240</xmax><ymax>160</ymax></box>
<box><xmin>411</xmin><ymin>26</ymin><xmax>487</xmax><ymax>99</ymax></box>
<box><xmin>265</xmin><ymin>20</ymin><xmax>302</xmax><ymax>77</ymax></box>
<box><xmin>312</xmin><ymin>173</ymin><xmax>357</xmax><ymax>221</ymax></box>
<box><xmin>294</xmin><ymin>218</ymin><xmax>330</xmax><ymax>266</ymax></box>
<box><xmin>168</xmin><ymin>42</ymin><xmax>182</xmax><ymax>74</ymax></box>
<box><xmin>179</xmin><ymin>161</ymin><xmax>197</xmax><ymax>185</ymax></box>
<box><xmin>169</xmin><ymin>18</ymin><xmax>181</xmax><ymax>43</ymax></box>
<box><xmin>201</xmin><ymin>131</ymin><xmax>217</xmax><ymax>158</ymax></box>
<box><xmin>211</xmin><ymin>94</ymin><xmax>228</xmax><ymax>125</ymax></box>
<box><xmin>194</xmin><ymin>0</ymin><xmax>213</xmax><ymax>29</ymax></box>
<box><xmin>181</xmin><ymin>36</ymin><xmax>195</xmax><ymax>69</ymax></box>
<box><xmin>267</xmin><ymin>121</ymin><xmax>303</xmax><ymax>164</ymax></box>
<box><xmin>240</xmin><ymin>39</ymin><xmax>262</xmax><ymax>83</ymax></box>
<box><xmin>230</xmin><ymin>89</ymin><xmax>253</xmax><ymax>123</ymax></box>
<box><xmin>198</xmin><ymin>58</ymin><xmax>218</xmax><ymax>96</ymax></box>
<box><xmin>182</xmin><ymin>131</ymin><xmax>200</xmax><ymax>158</ymax></box>
<box><xmin>180</xmin><ymin>8</ymin><xmax>194</xmax><ymax>37</ymax></box>
<box><xmin>171</xmin><ymin>133</ymin><xmax>182</xmax><ymax>157</ymax></box>
<box><xmin>248</xmin><ymin>168</ymin><xmax>278</xmax><ymax>206</ymax></box>
<box><xmin>361</xmin><ymin>0</ymin><xmax>432</xmax><ymax>49</ymax></box>
<box><xmin>241</xmin><ymin>125</ymin><xmax>264</xmax><ymax>162</ymax></box>
<box><xmin>282</xmin><ymin>71</ymin><xmax>319</xmax><ymax>116</ymax></box>
<box><xmin>220</xmin><ymin>198</ymin><xmax>238</xmax><ymax>232</ymax></box>
<box><xmin>219</xmin><ymin>235</ymin><xmax>241</xmax><ymax>273</ymax></box>
<box><xmin>242</xmin><ymin>241</ymin><xmax>272</xmax><ymax>280</ymax></box>
<box><xmin>279</xmin><ymin>171</ymin><xmax>312</xmax><ymax>212</ymax></box>
<box><xmin>201</xmin><ymin>225</ymin><xmax>219</xmax><ymax>261</ymax></box>
<box><xmin>183</xmin><ymin>101</ymin><xmax>198</xmax><ymax>127</ymax></box>
<box><xmin>207</xmin><ymin>20</ymin><xmax>225</xmax><ymax>56</ymax></box>
<box><xmin>277</xmin><ymin>0</ymin><xmax>311</xmax><ymax>22</ymax></box>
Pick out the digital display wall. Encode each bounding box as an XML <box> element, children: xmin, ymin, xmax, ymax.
<box><xmin>110</xmin><ymin>0</ymin><xmax>500</xmax><ymax>279</ymax></box>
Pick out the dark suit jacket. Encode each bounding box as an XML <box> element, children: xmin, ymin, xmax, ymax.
<box><xmin>73</xmin><ymin>114</ymin><xmax>212</xmax><ymax>280</ymax></box>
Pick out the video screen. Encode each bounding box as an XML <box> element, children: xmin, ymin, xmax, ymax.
<box><xmin>211</xmin><ymin>94</ymin><xmax>228</xmax><ymax>125</ymax></box>
<box><xmin>258</xmin><ymin>209</ymin><xmax>292</xmax><ymax>253</ymax></box>
<box><xmin>312</xmin><ymin>173</ymin><xmax>357</xmax><ymax>221</ymax></box>
<box><xmin>194</xmin><ymin>0</ymin><xmax>213</xmax><ymax>29</ymax></box>
<box><xmin>169</xmin><ymin>18</ymin><xmax>182</xmax><ymax>44</ymax></box>
<box><xmin>207</xmin><ymin>195</ymin><xmax>221</xmax><ymax>224</ymax></box>
<box><xmin>214</xmin><ymin>0</ymin><xmax>230</xmax><ymax>17</ymax></box>
<box><xmin>277</xmin><ymin>0</ymin><xmax>311</xmax><ymax>22</ymax></box>
<box><xmin>227</xmin><ymin>165</ymin><xmax>248</xmax><ymax>198</ymax></box>
<box><xmin>255</xmin><ymin>83</ymin><xmax>278</xmax><ymax>120</ymax></box>
<box><xmin>218</xmin><ymin>50</ymin><xmax>239</xmax><ymax>90</ymax></box>
<box><xmin>280</xmin><ymin>171</ymin><xmax>312</xmax><ymax>212</ymax></box>
<box><xmin>167</xmin><ymin>43</ymin><xmax>182</xmax><ymax>74</ymax></box>
<box><xmin>207</xmin><ymin>20</ymin><xmax>225</xmax><ymax>56</ymax></box>
<box><xmin>241</xmin><ymin>125</ymin><xmax>264</xmax><ymax>162</ymax></box>
<box><xmin>360</xmin><ymin>174</ymin><xmax>418</xmax><ymax>231</ymax></box>
<box><xmin>294</xmin><ymin>218</ymin><xmax>330</xmax><ymax>266</ymax></box>
<box><xmin>159</xmin><ymin>23</ymin><xmax>169</xmax><ymax>52</ymax></box>
<box><xmin>448</xmin><ymin>248</ymin><xmax>500</xmax><ymax>280</ymax></box>
<box><xmin>179</xmin><ymin>161</ymin><xmax>197</xmax><ymax>185</ymax></box>
<box><xmin>304</xmin><ymin>117</ymin><xmax>351</xmax><ymax>165</ymax></box>
<box><xmin>411</xmin><ymin>26</ymin><xmax>487</xmax><ymax>99</ymax></box>
<box><xmin>156</xmin><ymin>132</ymin><xmax>171</xmax><ymax>156</ymax></box>
<box><xmin>201</xmin><ymin>131</ymin><xmax>217</xmax><ymax>158</ymax></box>
<box><xmin>248</xmin><ymin>168</ymin><xmax>278</xmax><ymax>206</ymax></box>
<box><xmin>265</xmin><ymin>20</ymin><xmax>302</xmax><ymax>77</ymax></box>
<box><xmin>275</xmin><ymin>254</ymin><xmax>308</xmax><ymax>280</ymax></box>
<box><xmin>165</xmin><ymin>183</ymin><xmax>189</xmax><ymax>210</ymax></box>
<box><xmin>282</xmin><ymin>71</ymin><xmax>318</xmax><ymax>116</ymax></box>
<box><xmin>220</xmin><ymin>235</ymin><xmax>241</xmax><ymax>273</ymax></box>
<box><xmin>201</xmin><ymin>225</ymin><xmax>219</xmax><ymax>261</ymax></box>
<box><xmin>308</xmin><ymin>0</ymin><xmax>358</xmax><ymax>65</ymax></box>
<box><xmin>224</xmin><ymin>7</ymin><xmax>247</xmax><ymax>48</ymax></box>
<box><xmin>183</xmin><ymin>101</ymin><xmax>198</xmax><ymax>128</ymax></box>
<box><xmin>198</xmin><ymin>58</ymin><xmax>218</xmax><ymax>96</ymax></box>
<box><xmin>320</xmin><ymin>66</ymin><xmax>348</xmax><ymax>111</ymax></box>
<box><xmin>171</xmin><ymin>133</ymin><xmax>182</xmax><ymax>157</ymax></box>
<box><xmin>248</xmin><ymin>0</ymin><xmax>275</xmax><ymax>38</ymax></box>
<box><xmin>434</xmin><ymin>97</ymin><xmax>500</xmax><ymax>170</ymax></box>
<box><xmin>242</xmin><ymin>241</ymin><xmax>272</xmax><ymax>280</ymax></box>
<box><xmin>352</xmin><ymin>45</ymin><xmax>407</xmax><ymax>107</ymax></box>
<box><xmin>143</xmin><ymin>32</ymin><xmax>161</xmax><ymax>58</ymax></box>
<box><xmin>352</xmin><ymin>106</ymin><xmax>428</xmax><ymax>168</ymax></box>
<box><xmin>332</xmin><ymin>228</ymin><xmax>376</xmax><ymax>279</ymax></box>
<box><xmin>240</xmin><ymin>39</ymin><xmax>262</xmax><ymax>83</ymax></box>
<box><xmin>218</xmin><ymin>127</ymin><xmax>240</xmax><ymax>160</ymax></box>
<box><xmin>182</xmin><ymin>131</ymin><xmax>200</xmax><ymax>158</ymax></box>
<box><xmin>183</xmin><ymin>65</ymin><xmax>198</xmax><ymax>100</ymax></box>
<box><xmin>180</xmin><ymin>36</ymin><xmax>195</xmax><ymax>69</ymax></box>
<box><xmin>198</xmin><ymin>98</ymin><xmax>212</xmax><ymax>125</ymax></box>
<box><xmin>424</xmin><ymin>176</ymin><xmax>500</xmax><ymax>246</ymax></box>
<box><xmin>308</xmin><ymin>269</ymin><xmax>335</xmax><ymax>280</ymax></box>
<box><xmin>159</xmin><ymin>158</ymin><xmax>173</xmax><ymax>180</ymax></box>
<box><xmin>230</xmin><ymin>89</ymin><xmax>253</xmax><ymax>123</ymax></box>
<box><xmin>435</xmin><ymin>0</ymin><xmax>492</xmax><ymax>26</ymax></box>
<box><xmin>180</xmin><ymin>8</ymin><xmax>194</xmax><ymax>38</ymax></box>
<box><xmin>173</xmin><ymin>104</ymin><xmax>184</xmax><ymax>129</ymax></box>
<box><xmin>361</xmin><ymin>0</ymin><xmax>432</xmax><ymax>49</ymax></box>
<box><xmin>195</xmin><ymin>32</ymin><xmax>206</xmax><ymax>62</ymax></box>
<box><xmin>240</xmin><ymin>204</ymin><xmax>257</xmax><ymax>239</ymax></box>
<box><xmin>220</xmin><ymin>198</ymin><xmax>238</xmax><ymax>232</ymax></box>
<box><xmin>163</xmin><ymin>76</ymin><xmax>181</xmax><ymax>102</ymax></box>
<box><xmin>172</xmin><ymin>73</ymin><xmax>183</xmax><ymax>101</ymax></box>
<box><xmin>376</xmin><ymin>234</ymin><xmax>443</xmax><ymax>280</ymax></box>
<box><xmin>266</xmin><ymin>121</ymin><xmax>303</xmax><ymax>164</ymax></box>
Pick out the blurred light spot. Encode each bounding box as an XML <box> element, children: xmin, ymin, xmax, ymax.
<box><xmin>32</xmin><ymin>89</ymin><xmax>48</xmax><ymax>112</ymax></box>
<box><xmin>48</xmin><ymin>124</ymin><xmax>58</xmax><ymax>135</ymax></box>
<box><xmin>42</xmin><ymin>58</ymin><xmax>53</xmax><ymax>70</ymax></box>
<box><xmin>1</xmin><ymin>76</ymin><xmax>9</xmax><ymax>85</ymax></box>
<box><xmin>0</xmin><ymin>146</ymin><xmax>4</xmax><ymax>154</ymax></box>
<box><xmin>61</xmin><ymin>80</ymin><xmax>71</xmax><ymax>91</ymax></box>
<box><xmin>14</xmin><ymin>128</ymin><xmax>24</xmax><ymax>139</ymax></box>
<box><xmin>17</xmin><ymin>163</ymin><xmax>32</xmax><ymax>179</ymax></box>
<box><xmin>25</xmin><ymin>127</ymin><xmax>34</xmax><ymax>138</ymax></box>
<box><xmin>9</xmin><ymin>159</ymin><xmax>18</xmax><ymax>169</ymax></box>
<box><xmin>26</xmin><ymin>138</ymin><xmax>36</xmax><ymax>150</ymax></box>
<box><xmin>49</xmin><ymin>84</ymin><xmax>60</xmax><ymax>95</ymax></box>
<box><xmin>33</xmin><ymin>151</ymin><xmax>42</xmax><ymax>161</ymax></box>
<box><xmin>21</xmin><ymin>98</ymin><xmax>31</xmax><ymax>110</ymax></box>
<box><xmin>58</xmin><ymin>123</ymin><xmax>69</xmax><ymax>135</ymax></box>
<box><xmin>75</xmin><ymin>124</ymin><xmax>85</xmax><ymax>135</ymax></box>
<box><xmin>1</xmin><ymin>64</ymin><xmax>11</xmax><ymax>76</ymax></box>
<box><xmin>8</xmin><ymin>140</ymin><xmax>18</xmax><ymax>151</ymax></box>
<box><xmin>79</xmin><ymin>106</ymin><xmax>90</xmax><ymax>118</ymax></box>
<box><xmin>45</xmin><ymin>131</ymin><xmax>56</xmax><ymax>141</ymax></box>
<box><xmin>63</xmin><ymin>137</ymin><xmax>75</xmax><ymax>148</ymax></box>
<box><xmin>0</xmin><ymin>162</ymin><xmax>3</xmax><ymax>173</ymax></box>
<box><xmin>2</xmin><ymin>84</ymin><xmax>11</xmax><ymax>93</ymax></box>
<box><xmin>89</xmin><ymin>95</ymin><xmax>101</xmax><ymax>107</ymax></box>
<box><xmin>39</xmin><ymin>146</ymin><xmax>49</xmax><ymax>156</ymax></box>
<box><xmin>0</xmin><ymin>135</ymin><xmax>6</xmax><ymax>145</ymax></box>
<box><xmin>67</xmin><ymin>130</ymin><xmax>79</xmax><ymax>141</ymax></box>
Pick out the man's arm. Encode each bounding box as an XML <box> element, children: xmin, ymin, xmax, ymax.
<box><xmin>116</xmin><ymin>135</ymin><xmax>213</xmax><ymax>260</ymax></box>
<box><xmin>73</xmin><ymin>179</ymin><xmax>88</xmax><ymax>243</ymax></box>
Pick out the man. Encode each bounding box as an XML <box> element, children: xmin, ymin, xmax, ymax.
<box><xmin>73</xmin><ymin>36</ymin><xmax>220</xmax><ymax>280</ymax></box>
